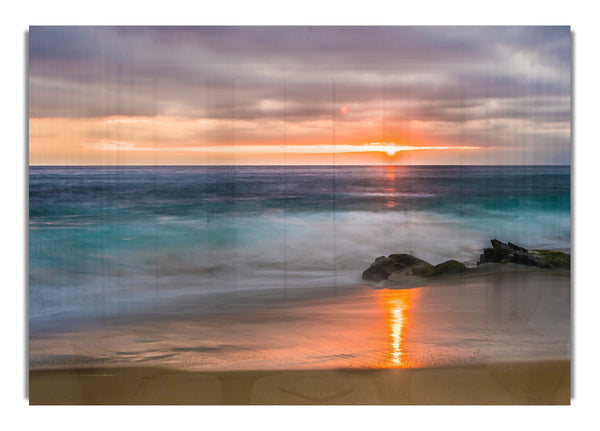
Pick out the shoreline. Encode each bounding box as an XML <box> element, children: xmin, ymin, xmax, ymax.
<box><xmin>29</xmin><ymin>265</ymin><xmax>571</xmax><ymax>404</ymax></box>
<box><xmin>30</xmin><ymin>263</ymin><xmax>570</xmax><ymax>332</ymax></box>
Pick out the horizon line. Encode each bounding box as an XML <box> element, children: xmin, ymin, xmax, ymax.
<box><xmin>28</xmin><ymin>163</ymin><xmax>571</xmax><ymax>167</ymax></box>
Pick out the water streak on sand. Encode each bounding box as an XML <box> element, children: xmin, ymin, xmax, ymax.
<box><xmin>380</xmin><ymin>288</ymin><xmax>420</xmax><ymax>368</ymax></box>
<box><xmin>390</xmin><ymin>308</ymin><xmax>402</xmax><ymax>364</ymax></box>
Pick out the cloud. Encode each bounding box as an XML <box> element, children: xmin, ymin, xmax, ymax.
<box><xmin>28</xmin><ymin>26</ymin><xmax>571</xmax><ymax>164</ymax></box>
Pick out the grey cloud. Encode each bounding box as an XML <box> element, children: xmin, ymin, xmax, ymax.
<box><xmin>29</xmin><ymin>26</ymin><xmax>571</xmax><ymax>144</ymax></box>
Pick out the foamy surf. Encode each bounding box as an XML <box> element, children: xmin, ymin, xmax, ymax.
<box><xmin>29</xmin><ymin>165</ymin><xmax>570</xmax><ymax>323</ymax></box>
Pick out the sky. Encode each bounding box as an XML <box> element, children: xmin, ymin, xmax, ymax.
<box><xmin>28</xmin><ymin>26</ymin><xmax>571</xmax><ymax>165</ymax></box>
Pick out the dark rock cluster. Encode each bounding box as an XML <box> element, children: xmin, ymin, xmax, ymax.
<box><xmin>478</xmin><ymin>239</ymin><xmax>570</xmax><ymax>268</ymax></box>
<box><xmin>362</xmin><ymin>239</ymin><xmax>570</xmax><ymax>283</ymax></box>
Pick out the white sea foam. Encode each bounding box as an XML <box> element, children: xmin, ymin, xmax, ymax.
<box><xmin>30</xmin><ymin>205</ymin><xmax>572</xmax><ymax>321</ymax></box>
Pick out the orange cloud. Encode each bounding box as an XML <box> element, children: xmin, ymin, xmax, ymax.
<box><xmin>29</xmin><ymin>115</ymin><xmax>484</xmax><ymax>166</ymax></box>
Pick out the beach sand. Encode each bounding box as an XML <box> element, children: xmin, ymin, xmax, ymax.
<box><xmin>29</xmin><ymin>359</ymin><xmax>569</xmax><ymax>405</ymax></box>
<box><xmin>29</xmin><ymin>265</ymin><xmax>571</xmax><ymax>404</ymax></box>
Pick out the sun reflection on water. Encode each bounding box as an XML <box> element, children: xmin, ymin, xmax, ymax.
<box><xmin>384</xmin><ymin>165</ymin><xmax>397</xmax><ymax>209</ymax></box>
<box><xmin>380</xmin><ymin>288</ymin><xmax>418</xmax><ymax>368</ymax></box>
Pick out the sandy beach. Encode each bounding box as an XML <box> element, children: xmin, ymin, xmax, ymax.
<box><xmin>29</xmin><ymin>359</ymin><xmax>569</xmax><ymax>405</ymax></box>
<box><xmin>29</xmin><ymin>265</ymin><xmax>570</xmax><ymax>404</ymax></box>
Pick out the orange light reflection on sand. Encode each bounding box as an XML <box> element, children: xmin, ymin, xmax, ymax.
<box><xmin>379</xmin><ymin>288</ymin><xmax>419</xmax><ymax>368</ymax></box>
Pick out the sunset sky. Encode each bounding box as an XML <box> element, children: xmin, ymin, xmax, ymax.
<box><xmin>29</xmin><ymin>26</ymin><xmax>571</xmax><ymax>165</ymax></box>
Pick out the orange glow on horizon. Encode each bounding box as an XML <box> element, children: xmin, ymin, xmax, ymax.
<box><xmin>84</xmin><ymin>142</ymin><xmax>480</xmax><ymax>155</ymax></box>
<box><xmin>29</xmin><ymin>116</ymin><xmax>483</xmax><ymax>165</ymax></box>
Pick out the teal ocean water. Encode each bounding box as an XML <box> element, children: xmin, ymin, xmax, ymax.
<box><xmin>29</xmin><ymin>165</ymin><xmax>570</xmax><ymax>325</ymax></box>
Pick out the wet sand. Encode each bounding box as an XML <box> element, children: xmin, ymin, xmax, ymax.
<box><xmin>29</xmin><ymin>265</ymin><xmax>571</xmax><ymax>404</ymax></box>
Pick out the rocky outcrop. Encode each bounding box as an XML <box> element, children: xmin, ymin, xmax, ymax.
<box><xmin>362</xmin><ymin>239</ymin><xmax>570</xmax><ymax>284</ymax></box>
<box><xmin>477</xmin><ymin>239</ymin><xmax>570</xmax><ymax>268</ymax></box>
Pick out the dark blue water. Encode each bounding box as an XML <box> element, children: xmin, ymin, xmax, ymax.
<box><xmin>29</xmin><ymin>165</ymin><xmax>570</xmax><ymax>320</ymax></box>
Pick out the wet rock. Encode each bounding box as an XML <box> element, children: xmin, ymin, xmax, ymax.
<box><xmin>508</xmin><ymin>242</ymin><xmax>528</xmax><ymax>252</ymax></box>
<box><xmin>480</xmin><ymin>239</ymin><xmax>517</xmax><ymax>263</ymax></box>
<box><xmin>508</xmin><ymin>251</ymin><xmax>540</xmax><ymax>267</ymax></box>
<box><xmin>431</xmin><ymin>259</ymin><xmax>467</xmax><ymax>276</ymax></box>
<box><xmin>362</xmin><ymin>254</ymin><xmax>466</xmax><ymax>281</ymax></box>
<box><xmin>362</xmin><ymin>239</ymin><xmax>570</xmax><ymax>285</ymax></box>
<box><xmin>361</xmin><ymin>256</ymin><xmax>395</xmax><ymax>281</ymax></box>
<box><xmin>529</xmin><ymin>249</ymin><xmax>571</xmax><ymax>268</ymax></box>
<box><xmin>361</xmin><ymin>253</ymin><xmax>435</xmax><ymax>281</ymax></box>
<box><xmin>388</xmin><ymin>254</ymin><xmax>431</xmax><ymax>267</ymax></box>
<box><xmin>361</xmin><ymin>258</ymin><xmax>394</xmax><ymax>281</ymax></box>
<box><xmin>405</xmin><ymin>262</ymin><xmax>434</xmax><ymax>277</ymax></box>
<box><xmin>480</xmin><ymin>239</ymin><xmax>522</xmax><ymax>264</ymax></box>
<box><xmin>478</xmin><ymin>239</ymin><xmax>570</xmax><ymax>268</ymax></box>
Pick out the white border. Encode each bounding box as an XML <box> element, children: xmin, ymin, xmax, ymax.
<box><xmin>4</xmin><ymin>1</ymin><xmax>599</xmax><ymax>429</ymax></box>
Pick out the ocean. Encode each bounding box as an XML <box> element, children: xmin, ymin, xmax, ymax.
<box><xmin>29</xmin><ymin>165</ymin><xmax>571</xmax><ymax>326</ymax></box>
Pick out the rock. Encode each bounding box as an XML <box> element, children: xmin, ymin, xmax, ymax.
<box><xmin>509</xmin><ymin>251</ymin><xmax>539</xmax><ymax>267</ymax></box>
<box><xmin>529</xmin><ymin>249</ymin><xmax>571</xmax><ymax>268</ymax></box>
<box><xmin>478</xmin><ymin>239</ymin><xmax>570</xmax><ymax>268</ymax></box>
<box><xmin>431</xmin><ymin>259</ymin><xmax>467</xmax><ymax>276</ymax></box>
<box><xmin>405</xmin><ymin>262</ymin><xmax>434</xmax><ymax>277</ymax></box>
<box><xmin>480</xmin><ymin>239</ymin><xmax>519</xmax><ymax>263</ymax></box>
<box><xmin>480</xmin><ymin>247</ymin><xmax>498</xmax><ymax>263</ymax></box>
<box><xmin>361</xmin><ymin>254</ymin><xmax>433</xmax><ymax>281</ymax></box>
<box><xmin>361</xmin><ymin>258</ymin><xmax>394</xmax><ymax>281</ymax></box>
<box><xmin>362</xmin><ymin>254</ymin><xmax>466</xmax><ymax>281</ymax></box>
<box><xmin>480</xmin><ymin>239</ymin><xmax>525</xmax><ymax>264</ymax></box>
<box><xmin>491</xmin><ymin>238</ymin><xmax>514</xmax><ymax>254</ymax></box>
<box><xmin>508</xmin><ymin>242</ymin><xmax>528</xmax><ymax>252</ymax></box>
<box><xmin>388</xmin><ymin>254</ymin><xmax>431</xmax><ymax>267</ymax></box>
<box><xmin>362</xmin><ymin>239</ymin><xmax>570</xmax><ymax>285</ymax></box>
